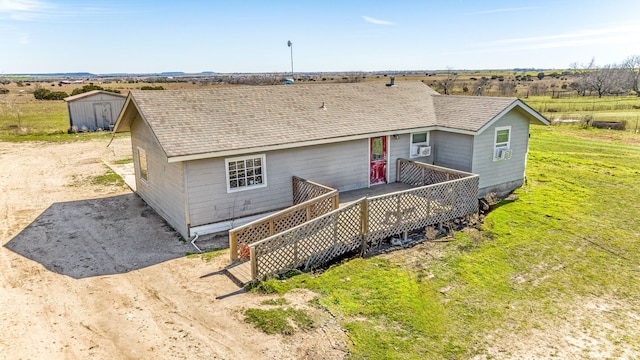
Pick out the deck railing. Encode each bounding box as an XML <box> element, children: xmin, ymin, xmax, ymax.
<box><xmin>397</xmin><ymin>158</ymin><xmax>472</xmax><ymax>186</ymax></box>
<box><xmin>246</xmin><ymin>160</ymin><xmax>479</xmax><ymax>280</ymax></box>
<box><xmin>229</xmin><ymin>176</ymin><xmax>339</xmax><ymax>261</ymax></box>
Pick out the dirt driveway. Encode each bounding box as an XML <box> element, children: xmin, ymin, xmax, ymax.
<box><xmin>0</xmin><ymin>137</ymin><xmax>347</xmax><ymax>359</ymax></box>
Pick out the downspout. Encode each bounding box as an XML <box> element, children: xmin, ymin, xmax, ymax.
<box><xmin>190</xmin><ymin>233</ymin><xmax>202</xmax><ymax>253</ymax></box>
<box><xmin>183</xmin><ymin>161</ymin><xmax>201</xmax><ymax>252</ymax></box>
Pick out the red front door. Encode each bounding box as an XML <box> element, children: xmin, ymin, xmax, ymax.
<box><xmin>370</xmin><ymin>136</ymin><xmax>387</xmax><ymax>185</ymax></box>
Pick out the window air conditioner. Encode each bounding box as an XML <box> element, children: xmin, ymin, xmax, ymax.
<box><xmin>496</xmin><ymin>147</ymin><xmax>512</xmax><ymax>160</ymax></box>
<box><xmin>417</xmin><ymin>145</ymin><xmax>431</xmax><ymax>157</ymax></box>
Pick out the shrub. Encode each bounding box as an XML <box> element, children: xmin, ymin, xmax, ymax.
<box><xmin>33</xmin><ymin>88</ymin><xmax>69</xmax><ymax>100</ymax></box>
<box><xmin>0</xmin><ymin>88</ymin><xmax>9</xmax><ymax>94</ymax></box>
<box><xmin>140</xmin><ymin>86</ymin><xmax>165</xmax><ymax>90</ymax></box>
<box><xmin>48</xmin><ymin>91</ymin><xmax>68</xmax><ymax>100</ymax></box>
<box><xmin>70</xmin><ymin>84</ymin><xmax>121</xmax><ymax>96</ymax></box>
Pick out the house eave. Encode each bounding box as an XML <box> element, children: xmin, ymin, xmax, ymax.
<box><xmin>167</xmin><ymin>126</ymin><xmax>439</xmax><ymax>163</ymax></box>
<box><xmin>476</xmin><ymin>99</ymin><xmax>550</xmax><ymax>135</ymax></box>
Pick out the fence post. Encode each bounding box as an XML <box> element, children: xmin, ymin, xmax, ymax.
<box><xmin>292</xmin><ymin>176</ymin><xmax>299</xmax><ymax>204</ymax></box>
<box><xmin>396</xmin><ymin>159</ymin><xmax>402</xmax><ymax>183</ymax></box>
<box><xmin>230</xmin><ymin>231</ymin><xmax>238</xmax><ymax>261</ymax></box>
<box><xmin>250</xmin><ymin>247</ymin><xmax>258</xmax><ymax>281</ymax></box>
<box><xmin>360</xmin><ymin>199</ymin><xmax>369</xmax><ymax>256</ymax></box>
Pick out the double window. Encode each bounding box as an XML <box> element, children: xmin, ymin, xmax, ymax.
<box><xmin>410</xmin><ymin>132</ymin><xmax>431</xmax><ymax>158</ymax></box>
<box><xmin>493</xmin><ymin>126</ymin><xmax>512</xmax><ymax>161</ymax></box>
<box><xmin>225</xmin><ymin>154</ymin><xmax>266</xmax><ymax>192</ymax></box>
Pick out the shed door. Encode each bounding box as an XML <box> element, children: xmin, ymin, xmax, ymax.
<box><xmin>370</xmin><ymin>136</ymin><xmax>387</xmax><ymax>185</ymax></box>
<box><xmin>93</xmin><ymin>102</ymin><xmax>113</xmax><ymax>130</ymax></box>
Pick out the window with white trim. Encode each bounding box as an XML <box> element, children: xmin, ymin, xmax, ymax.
<box><xmin>410</xmin><ymin>132</ymin><xmax>431</xmax><ymax>158</ymax></box>
<box><xmin>225</xmin><ymin>154</ymin><xmax>267</xmax><ymax>192</ymax></box>
<box><xmin>137</xmin><ymin>147</ymin><xmax>148</xmax><ymax>182</ymax></box>
<box><xmin>493</xmin><ymin>126</ymin><xmax>512</xmax><ymax>161</ymax></box>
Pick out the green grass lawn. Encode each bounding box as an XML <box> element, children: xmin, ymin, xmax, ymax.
<box><xmin>0</xmin><ymin>99</ymin><xmax>123</xmax><ymax>142</ymax></box>
<box><xmin>0</xmin><ymin>100</ymin><xmax>68</xmax><ymax>137</ymax></box>
<box><xmin>254</xmin><ymin>126</ymin><xmax>640</xmax><ymax>359</ymax></box>
<box><xmin>523</xmin><ymin>95</ymin><xmax>640</xmax><ymax>125</ymax></box>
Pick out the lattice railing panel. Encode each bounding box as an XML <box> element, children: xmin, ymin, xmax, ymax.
<box><xmin>234</xmin><ymin>222</ymin><xmax>271</xmax><ymax>259</ymax></box>
<box><xmin>365</xmin><ymin>175</ymin><xmax>479</xmax><ymax>253</ymax></box>
<box><xmin>293</xmin><ymin>176</ymin><xmax>335</xmax><ymax>205</ymax></box>
<box><xmin>251</xmin><ymin>202</ymin><xmax>363</xmax><ymax>279</ymax></box>
<box><xmin>229</xmin><ymin>177</ymin><xmax>338</xmax><ymax>261</ymax></box>
<box><xmin>398</xmin><ymin>159</ymin><xmax>470</xmax><ymax>186</ymax></box>
<box><xmin>273</xmin><ymin>208</ymin><xmax>307</xmax><ymax>234</ymax></box>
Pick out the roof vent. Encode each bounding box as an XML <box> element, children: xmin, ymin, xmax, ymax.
<box><xmin>386</xmin><ymin>76</ymin><xmax>395</xmax><ymax>87</ymax></box>
<box><xmin>320</xmin><ymin>101</ymin><xmax>327</xmax><ymax>110</ymax></box>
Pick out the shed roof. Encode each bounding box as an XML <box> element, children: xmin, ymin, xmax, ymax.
<box><xmin>64</xmin><ymin>90</ymin><xmax>126</xmax><ymax>102</ymax></box>
<box><xmin>114</xmin><ymin>81</ymin><xmax>548</xmax><ymax>162</ymax></box>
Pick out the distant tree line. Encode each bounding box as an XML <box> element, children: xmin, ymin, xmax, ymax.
<box><xmin>33</xmin><ymin>84</ymin><xmax>121</xmax><ymax>100</ymax></box>
<box><xmin>569</xmin><ymin>55</ymin><xmax>640</xmax><ymax>97</ymax></box>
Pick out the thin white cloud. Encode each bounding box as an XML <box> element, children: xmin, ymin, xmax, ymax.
<box><xmin>0</xmin><ymin>0</ymin><xmax>54</xmax><ymax>20</ymax></box>
<box><xmin>0</xmin><ymin>0</ymin><xmax>40</xmax><ymax>11</ymax></box>
<box><xmin>0</xmin><ymin>0</ymin><xmax>112</xmax><ymax>22</ymax></box>
<box><xmin>468</xmin><ymin>6</ymin><xmax>539</xmax><ymax>15</ymax></box>
<box><xmin>447</xmin><ymin>23</ymin><xmax>640</xmax><ymax>56</ymax></box>
<box><xmin>362</xmin><ymin>15</ymin><xmax>393</xmax><ymax>25</ymax></box>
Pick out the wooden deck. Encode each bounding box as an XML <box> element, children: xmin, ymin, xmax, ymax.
<box><xmin>226</xmin><ymin>261</ymin><xmax>253</xmax><ymax>285</ymax></box>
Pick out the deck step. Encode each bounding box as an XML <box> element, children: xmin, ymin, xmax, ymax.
<box><xmin>225</xmin><ymin>261</ymin><xmax>253</xmax><ymax>285</ymax></box>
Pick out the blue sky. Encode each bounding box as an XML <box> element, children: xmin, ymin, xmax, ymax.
<box><xmin>1</xmin><ymin>0</ymin><xmax>639</xmax><ymax>74</ymax></box>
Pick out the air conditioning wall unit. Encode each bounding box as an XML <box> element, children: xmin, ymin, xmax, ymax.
<box><xmin>496</xmin><ymin>147</ymin><xmax>512</xmax><ymax>160</ymax></box>
<box><xmin>417</xmin><ymin>145</ymin><xmax>431</xmax><ymax>157</ymax></box>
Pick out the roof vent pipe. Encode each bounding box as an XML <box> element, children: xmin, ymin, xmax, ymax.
<box><xmin>386</xmin><ymin>76</ymin><xmax>395</xmax><ymax>87</ymax></box>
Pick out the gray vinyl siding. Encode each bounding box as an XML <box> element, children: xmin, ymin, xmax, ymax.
<box><xmin>387</xmin><ymin>134</ymin><xmax>407</xmax><ymax>182</ymax></box>
<box><xmin>67</xmin><ymin>93</ymin><xmax>126</xmax><ymax>131</ymax></box>
<box><xmin>432</xmin><ymin>131</ymin><xmax>473</xmax><ymax>172</ymax></box>
<box><xmin>131</xmin><ymin>116</ymin><xmax>187</xmax><ymax>238</ymax></box>
<box><xmin>472</xmin><ymin>109</ymin><xmax>530</xmax><ymax>195</ymax></box>
<box><xmin>388</xmin><ymin>133</ymin><xmax>435</xmax><ymax>176</ymax></box>
<box><xmin>185</xmin><ymin>139</ymin><xmax>370</xmax><ymax>227</ymax></box>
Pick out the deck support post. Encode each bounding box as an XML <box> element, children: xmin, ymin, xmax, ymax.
<box><xmin>360</xmin><ymin>198</ymin><xmax>369</xmax><ymax>256</ymax></box>
<box><xmin>250</xmin><ymin>247</ymin><xmax>258</xmax><ymax>281</ymax></box>
<box><xmin>230</xmin><ymin>232</ymin><xmax>238</xmax><ymax>261</ymax></box>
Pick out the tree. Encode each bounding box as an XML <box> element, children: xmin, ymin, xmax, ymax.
<box><xmin>569</xmin><ymin>59</ymin><xmax>595</xmax><ymax>96</ymax></box>
<box><xmin>587</xmin><ymin>64</ymin><xmax>625</xmax><ymax>98</ymax></box>
<box><xmin>437</xmin><ymin>68</ymin><xmax>458</xmax><ymax>95</ymax></box>
<box><xmin>498</xmin><ymin>78</ymin><xmax>516</xmax><ymax>95</ymax></box>
<box><xmin>622</xmin><ymin>55</ymin><xmax>640</xmax><ymax>97</ymax></box>
<box><xmin>537</xmin><ymin>72</ymin><xmax>545</xmax><ymax>80</ymax></box>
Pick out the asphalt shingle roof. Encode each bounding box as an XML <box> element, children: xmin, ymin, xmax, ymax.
<box><xmin>117</xmin><ymin>81</ymin><xmax>542</xmax><ymax>160</ymax></box>
<box><xmin>127</xmin><ymin>82</ymin><xmax>441</xmax><ymax>158</ymax></box>
<box><xmin>432</xmin><ymin>95</ymin><xmax>517</xmax><ymax>132</ymax></box>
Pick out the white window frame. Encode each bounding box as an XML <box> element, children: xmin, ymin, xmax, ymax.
<box><xmin>137</xmin><ymin>147</ymin><xmax>149</xmax><ymax>183</ymax></box>
<box><xmin>493</xmin><ymin>126</ymin><xmax>511</xmax><ymax>161</ymax></box>
<box><xmin>225</xmin><ymin>154</ymin><xmax>267</xmax><ymax>193</ymax></box>
<box><xmin>409</xmin><ymin>131</ymin><xmax>430</xmax><ymax>158</ymax></box>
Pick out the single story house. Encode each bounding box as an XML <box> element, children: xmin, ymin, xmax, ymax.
<box><xmin>113</xmin><ymin>81</ymin><xmax>548</xmax><ymax>239</ymax></box>
<box><xmin>64</xmin><ymin>90</ymin><xmax>127</xmax><ymax>131</ymax></box>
